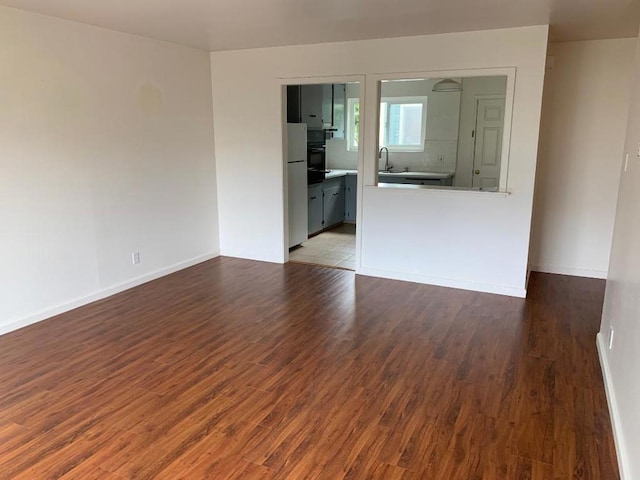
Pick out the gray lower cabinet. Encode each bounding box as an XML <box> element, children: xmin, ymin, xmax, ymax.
<box><xmin>378</xmin><ymin>175</ymin><xmax>453</xmax><ymax>186</ymax></box>
<box><xmin>308</xmin><ymin>184</ymin><xmax>323</xmax><ymax>235</ymax></box>
<box><xmin>323</xmin><ymin>184</ymin><xmax>344</xmax><ymax>228</ymax></box>
<box><xmin>308</xmin><ymin>177</ymin><xmax>346</xmax><ymax>236</ymax></box>
<box><xmin>344</xmin><ymin>175</ymin><xmax>357</xmax><ymax>223</ymax></box>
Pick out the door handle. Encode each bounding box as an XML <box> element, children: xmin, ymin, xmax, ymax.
<box><xmin>474</xmin><ymin>170</ymin><xmax>480</xmax><ymax>175</ymax></box>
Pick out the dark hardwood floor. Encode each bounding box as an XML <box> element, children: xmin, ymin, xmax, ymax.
<box><xmin>0</xmin><ymin>258</ymin><xmax>618</xmax><ymax>479</ymax></box>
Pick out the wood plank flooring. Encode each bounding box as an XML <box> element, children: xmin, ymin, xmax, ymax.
<box><xmin>0</xmin><ymin>258</ymin><xmax>618</xmax><ymax>479</ymax></box>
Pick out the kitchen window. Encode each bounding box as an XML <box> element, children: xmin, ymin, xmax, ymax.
<box><xmin>347</xmin><ymin>96</ymin><xmax>428</xmax><ymax>152</ymax></box>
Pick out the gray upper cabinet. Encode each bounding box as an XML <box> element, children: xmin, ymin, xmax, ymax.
<box><xmin>300</xmin><ymin>85</ymin><xmax>323</xmax><ymax>130</ymax></box>
<box><xmin>332</xmin><ymin>84</ymin><xmax>346</xmax><ymax>139</ymax></box>
<box><xmin>322</xmin><ymin>84</ymin><xmax>333</xmax><ymax>127</ymax></box>
<box><xmin>322</xmin><ymin>84</ymin><xmax>346</xmax><ymax>138</ymax></box>
<box><xmin>294</xmin><ymin>84</ymin><xmax>347</xmax><ymax>138</ymax></box>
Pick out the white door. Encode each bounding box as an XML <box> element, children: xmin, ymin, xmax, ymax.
<box><xmin>472</xmin><ymin>98</ymin><xmax>505</xmax><ymax>190</ymax></box>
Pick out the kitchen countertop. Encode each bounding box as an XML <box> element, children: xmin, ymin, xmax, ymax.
<box><xmin>324</xmin><ymin>169</ymin><xmax>357</xmax><ymax>179</ymax></box>
<box><xmin>324</xmin><ymin>169</ymin><xmax>454</xmax><ymax>180</ymax></box>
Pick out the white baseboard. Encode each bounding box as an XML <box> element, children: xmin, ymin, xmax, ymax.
<box><xmin>596</xmin><ymin>332</ymin><xmax>630</xmax><ymax>480</ymax></box>
<box><xmin>0</xmin><ymin>252</ymin><xmax>220</xmax><ymax>337</ymax></box>
<box><xmin>356</xmin><ymin>266</ymin><xmax>527</xmax><ymax>298</ymax></box>
<box><xmin>531</xmin><ymin>264</ymin><xmax>608</xmax><ymax>279</ymax></box>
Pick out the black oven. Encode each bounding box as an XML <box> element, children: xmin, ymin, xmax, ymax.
<box><xmin>307</xmin><ymin>129</ymin><xmax>326</xmax><ymax>184</ymax></box>
<box><xmin>307</xmin><ymin>147</ymin><xmax>326</xmax><ymax>184</ymax></box>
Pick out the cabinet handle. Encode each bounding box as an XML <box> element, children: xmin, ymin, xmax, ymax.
<box><xmin>310</xmin><ymin>196</ymin><xmax>317</xmax><ymax>200</ymax></box>
<box><xmin>333</xmin><ymin>193</ymin><xmax>339</xmax><ymax>197</ymax></box>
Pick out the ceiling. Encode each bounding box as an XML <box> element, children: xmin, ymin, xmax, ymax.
<box><xmin>2</xmin><ymin>0</ymin><xmax>639</xmax><ymax>51</ymax></box>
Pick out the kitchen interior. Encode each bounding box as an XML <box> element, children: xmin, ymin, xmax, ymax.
<box><xmin>286</xmin><ymin>75</ymin><xmax>507</xmax><ymax>270</ymax></box>
<box><xmin>287</xmin><ymin>82</ymin><xmax>359</xmax><ymax>270</ymax></box>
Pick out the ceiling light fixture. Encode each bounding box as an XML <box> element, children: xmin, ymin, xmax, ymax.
<box><xmin>432</xmin><ymin>78</ymin><xmax>463</xmax><ymax>92</ymax></box>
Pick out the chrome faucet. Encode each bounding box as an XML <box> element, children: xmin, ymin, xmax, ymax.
<box><xmin>379</xmin><ymin>147</ymin><xmax>390</xmax><ymax>172</ymax></box>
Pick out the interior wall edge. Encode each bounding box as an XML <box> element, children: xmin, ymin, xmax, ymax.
<box><xmin>0</xmin><ymin>252</ymin><xmax>220</xmax><ymax>338</ymax></box>
<box><xmin>530</xmin><ymin>264</ymin><xmax>608</xmax><ymax>280</ymax></box>
<box><xmin>597</xmin><ymin>333</ymin><xmax>630</xmax><ymax>480</ymax></box>
<box><xmin>357</xmin><ymin>266</ymin><xmax>527</xmax><ymax>298</ymax></box>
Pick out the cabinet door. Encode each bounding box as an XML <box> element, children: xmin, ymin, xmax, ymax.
<box><xmin>286</xmin><ymin>85</ymin><xmax>301</xmax><ymax>123</ymax></box>
<box><xmin>378</xmin><ymin>174</ymin><xmax>403</xmax><ymax>184</ymax></box>
<box><xmin>322</xmin><ymin>84</ymin><xmax>333</xmax><ymax>127</ymax></box>
<box><xmin>333</xmin><ymin>84</ymin><xmax>346</xmax><ymax>139</ymax></box>
<box><xmin>323</xmin><ymin>184</ymin><xmax>345</xmax><ymax>228</ymax></box>
<box><xmin>300</xmin><ymin>85</ymin><xmax>323</xmax><ymax>130</ymax></box>
<box><xmin>308</xmin><ymin>185</ymin><xmax>323</xmax><ymax>235</ymax></box>
<box><xmin>344</xmin><ymin>175</ymin><xmax>357</xmax><ymax>223</ymax></box>
<box><xmin>401</xmin><ymin>178</ymin><xmax>442</xmax><ymax>186</ymax></box>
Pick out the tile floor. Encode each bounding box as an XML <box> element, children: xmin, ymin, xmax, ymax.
<box><xmin>289</xmin><ymin>223</ymin><xmax>356</xmax><ymax>270</ymax></box>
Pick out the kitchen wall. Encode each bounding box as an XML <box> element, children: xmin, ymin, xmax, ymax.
<box><xmin>326</xmin><ymin>79</ymin><xmax>461</xmax><ymax>173</ymax></box>
<box><xmin>379</xmin><ymin>79</ymin><xmax>461</xmax><ymax>173</ymax></box>
<box><xmin>530</xmin><ymin>39</ymin><xmax>635</xmax><ymax>278</ymax></box>
<box><xmin>211</xmin><ymin>25</ymin><xmax>548</xmax><ymax>296</ymax></box>
<box><xmin>0</xmin><ymin>6</ymin><xmax>219</xmax><ymax>334</ymax></box>
<box><xmin>598</xmin><ymin>32</ymin><xmax>640</xmax><ymax>480</ymax></box>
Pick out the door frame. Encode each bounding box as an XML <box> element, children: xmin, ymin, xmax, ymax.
<box><xmin>279</xmin><ymin>75</ymin><xmax>366</xmax><ymax>272</ymax></box>
<box><xmin>471</xmin><ymin>94</ymin><xmax>506</xmax><ymax>189</ymax></box>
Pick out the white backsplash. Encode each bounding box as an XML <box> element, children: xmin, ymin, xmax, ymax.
<box><xmin>326</xmin><ymin>138</ymin><xmax>358</xmax><ymax>170</ymax></box>
<box><xmin>379</xmin><ymin>140</ymin><xmax>458</xmax><ymax>172</ymax></box>
<box><xmin>326</xmin><ymin>139</ymin><xmax>458</xmax><ymax>173</ymax></box>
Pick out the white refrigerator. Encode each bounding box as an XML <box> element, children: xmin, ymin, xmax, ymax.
<box><xmin>287</xmin><ymin>123</ymin><xmax>308</xmax><ymax>248</ymax></box>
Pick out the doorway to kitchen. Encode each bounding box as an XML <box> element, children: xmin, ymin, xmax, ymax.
<box><xmin>282</xmin><ymin>78</ymin><xmax>363</xmax><ymax>271</ymax></box>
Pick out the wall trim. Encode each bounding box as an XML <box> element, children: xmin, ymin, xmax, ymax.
<box><xmin>531</xmin><ymin>264</ymin><xmax>607</xmax><ymax>279</ymax></box>
<box><xmin>357</xmin><ymin>266</ymin><xmax>526</xmax><ymax>298</ymax></box>
<box><xmin>597</xmin><ymin>332</ymin><xmax>630</xmax><ymax>480</ymax></box>
<box><xmin>0</xmin><ymin>252</ymin><xmax>220</xmax><ymax>337</ymax></box>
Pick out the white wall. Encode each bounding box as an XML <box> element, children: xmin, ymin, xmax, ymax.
<box><xmin>211</xmin><ymin>26</ymin><xmax>548</xmax><ymax>296</ymax></box>
<box><xmin>0</xmin><ymin>7</ymin><xmax>219</xmax><ymax>334</ymax></box>
<box><xmin>530</xmin><ymin>39</ymin><xmax>635</xmax><ymax>278</ymax></box>
<box><xmin>598</xmin><ymin>32</ymin><xmax>640</xmax><ymax>480</ymax></box>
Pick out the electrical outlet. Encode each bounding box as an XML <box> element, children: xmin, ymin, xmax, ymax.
<box><xmin>608</xmin><ymin>326</ymin><xmax>614</xmax><ymax>350</ymax></box>
<box><xmin>624</xmin><ymin>153</ymin><xmax>629</xmax><ymax>172</ymax></box>
<box><xmin>132</xmin><ymin>252</ymin><xmax>140</xmax><ymax>265</ymax></box>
